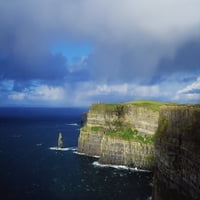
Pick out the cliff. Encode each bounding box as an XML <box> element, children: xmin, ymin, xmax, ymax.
<box><xmin>154</xmin><ymin>105</ymin><xmax>200</xmax><ymax>200</ymax></box>
<box><xmin>78</xmin><ymin>100</ymin><xmax>164</xmax><ymax>169</ymax></box>
<box><xmin>99</xmin><ymin>136</ymin><xmax>154</xmax><ymax>169</ymax></box>
<box><xmin>78</xmin><ymin>101</ymin><xmax>200</xmax><ymax>199</ymax></box>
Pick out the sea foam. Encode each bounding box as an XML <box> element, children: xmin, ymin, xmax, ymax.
<box><xmin>74</xmin><ymin>151</ymin><xmax>100</xmax><ymax>158</ymax></box>
<box><xmin>65</xmin><ymin>123</ymin><xmax>80</xmax><ymax>126</ymax></box>
<box><xmin>92</xmin><ymin>161</ymin><xmax>151</xmax><ymax>172</ymax></box>
<box><xmin>49</xmin><ymin>147</ymin><xmax>77</xmax><ymax>151</ymax></box>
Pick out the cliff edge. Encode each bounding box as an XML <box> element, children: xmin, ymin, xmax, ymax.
<box><xmin>78</xmin><ymin>100</ymin><xmax>200</xmax><ymax>199</ymax></box>
<box><xmin>78</xmin><ymin>100</ymin><xmax>168</xmax><ymax>169</ymax></box>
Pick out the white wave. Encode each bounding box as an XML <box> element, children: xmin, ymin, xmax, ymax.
<box><xmin>49</xmin><ymin>146</ymin><xmax>77</xmax><ymax>151</ymax></box>
<box><xmin>92</xmin><ymin>161</ymin><xmax>151</xmax><ymax>172</ymax></box>
<box><xmin>70</xmin><ymin>147</ymin><xmax>77</xmax><ymax>151</ymax></box>
<box><xmin>74</xmin><ymin>151</ymin><xmax>86</xmax><ymax>156</ymax></box>
<box><xmin>65</xmin><ymin>123</ymin><xmax>80</xmax><ymax>126</ymax></box>
<box><xmin>36</xmin><ymin>143</ymin><xmax>42</xmax><ymax>146</ymax></box>
<box><xmin>74</xmin><ymin>151</ymin><xmax>100</xmax><ymax>158</ymax></box>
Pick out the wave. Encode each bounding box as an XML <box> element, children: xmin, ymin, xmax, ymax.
<box><xmin>65</xmin><ymin>123</ymin><xmax>80</xmax><ymax>126</ymax></box>
<box><xmin>74</xmin><ymin>151</ymin><xmax>100</xmax><ymax>158</ymax></box>
<box><xmin>92</xmin><ymin>161</ymin><xmax>151</xmax><ymax>172</ymax></box>
<box><xmin>49</xmin><ymin>147</ymin><xmax>77</xmax><ymax>151</ymax></box>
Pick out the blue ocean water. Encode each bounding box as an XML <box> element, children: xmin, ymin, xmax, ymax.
<box><xmin>0</xmin><ymin>108</ymin><xmax>152</xmax><ymax>200</ymax></box>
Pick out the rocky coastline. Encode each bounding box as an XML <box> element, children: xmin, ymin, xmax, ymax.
<box><xmin>78</xmin><ymin>101</ymin><xmax>200</xmax><ymax>199</ymax></box>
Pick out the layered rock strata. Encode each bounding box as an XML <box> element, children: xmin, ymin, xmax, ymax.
<box><xmin>78</xmin><ymin>129</ymin><xmax>104</xmax><ymax>156</ymax></box>
<box><xmin>78</xmin><ymin>102</ymin><xmax>200</xmax><ymax>199</ymax></box>
<box><xmin>99</xmin><ymin>136</ymin><xmax>154</xmax><ymax>169</ymax></box>
<box><xmin>154</xmin><ymin>105</ymin><xmax>200</xmax><ymax>200</ymax></box>
<box><xmin>78</xmin><ymin>103</ymin><xmax>158</xmax><ymax>169</ymax></box>
<box><xmin>86</xmin><ymin>104</ymin><xmax>159</xmax><ymax>136</ymax></box>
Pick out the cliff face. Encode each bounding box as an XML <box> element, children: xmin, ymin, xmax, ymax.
<box><xmin>78</xmin><ymin>129</ymin><xmax>103</xmax><ymax>156</ymax></box>
<box><xmin>78</xmin><ymin>103</ymin><xmax>158</xmax><ymax>169</ymax></box>
<box><xmin>86</xmin><ymin>104</ymin><xmax>159</xmax><ymax>136</ymax></box>
<box><xmin>99</xmin><ymin>136</ymin><xmax>154</xmax><ymax>169</ymax></box>
<box><xmin>154</xmin><ymin>105</ymin><xmax>200</xmax><ymax>200</ymax></box>
<box><xmin>78</xmin><ymin>102</ymin><xmax>200</xmax><ymax>199</ymax></box>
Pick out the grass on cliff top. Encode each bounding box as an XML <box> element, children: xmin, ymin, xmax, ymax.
<box><xmin>123</xmin><ymin>100</ymin><xmax>177</xmax><ymax>111</ymax></box>
<box><xmin>90</xmin><ymin>103</ymin><xmax>122</xmax><ymax>112</ymax></box>
<box><xmin>90</xmin><ymin>100</ymin><xmax>177</xmax><ymax>112</ymax></box>
<box><xmin>106</xmin><ymin>127</ymin><xmax>155</xmax><ymax>144</ymax></box>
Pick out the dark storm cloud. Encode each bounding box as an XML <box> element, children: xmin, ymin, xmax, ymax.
<box><xmin>156</xmin><ymin>39</ymin><xmax>200</xmax><ymax>75</ymax></box>
<box><xmin>0</xmin><ymin>0</ymin><xmax>68</xmax><ymax>84</ymax></box>
<box><xmin>1</xmin><ymin>0</ymin><xmax>200</xmax><ymax>86</ymax></box>
<box><xmin>0</xmin><ymin>0</ymin><xmax>200</xmax><ymax>106</ymax></box>
<box><xmin>0</xmin><ymin>51</ymin><xmax>67</xmax><ymax>81</ymax></box>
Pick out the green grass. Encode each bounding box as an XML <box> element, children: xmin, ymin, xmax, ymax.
<box><xmin>91</xmin><ymin>126</ymin><xmax>104</xmax><ymax>131</ymax></box>
<box><xmin>90</xmin><ymin>104</ymin><xmax>120</xmax><ymax>113</ymax></box>
<box><xmin>81</xmin><ymin>126</ymin><xmax>104</xmax><ymax>132</ymax></box>
<box><xmin>90</xmin><ymin>100</ymin><xmax>177</xmax><ymax>113</ymax></box>
<box><xmin>106</xmin><ymin>127</ymin><xmax>155</xmax><ymax>143</ymax></box>
<box><xmin>90</xmin><ymin>104</ymin><xmax>127</xmax><ymax>116</ymax></box>
<box><xmin>123</xmin><ymin>100</ymin><xmax>177</xmax><ymax>112</ymax></box>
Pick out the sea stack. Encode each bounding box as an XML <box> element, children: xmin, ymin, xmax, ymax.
<box><xmin>58</xmin><ymin>132</ymin><xmax>63</xmax><ymax>148</ymax></box>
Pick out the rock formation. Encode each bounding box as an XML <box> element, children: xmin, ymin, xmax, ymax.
<box><xmin>78</xmin><ymin>101</ymin><xmax>161</xmax><ymax>169</ymax></box>
<box><xmin>58</xmin><ymin>132</ymin><xmax>63</xmax><ymax>148</ymax></box>
<box><xmin>154</xmin><ymin>105</ymin><xmax>200</xmax><ymax>200</ymax></box>
<box><xmin>78</xmin><ymin>101</ymin><xmax>200</xmax><ymax>199</ymax></box>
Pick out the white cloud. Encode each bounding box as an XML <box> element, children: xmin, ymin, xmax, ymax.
<box><xmin>99</xmin><ymin>84</ymin><xmax>160</xmax><ymax>97</ymax></box>
<box><xmin>177</xmin><ymin>76</ymin><xmax>200</xmax><ymax>94</ymax></box>
<box><xmin>174</xmin><ymin>77</ymin><xmax>200</xmax><ymax>103</ymax></box>
<box><xmin>8</xmin><ymin>85</ymin><xmax>66</xmax><ymax>102</ymax></box>
<box><xmin>70</xmin><ymin>82</ymin><xmax>161</xmax><ymax>105</ymax></box>
<box><xmin>6</xmin><ymin>78</ymin><xmax>200</xmax><ymax>107</ymax></box>
<box><xmin>8</xmin><ymin>92</ymin><xmax>25</xmax><ymax>100</ymax></box>
<box><xmin>28</xmin><ymin>85</ymin><xmax>65</xmax><ymax>100</ymax></box>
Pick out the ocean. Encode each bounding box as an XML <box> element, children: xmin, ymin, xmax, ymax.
<box><xmin>0</xmin><ymin>108</ymin><xmax>152</xmax><ymax>200</ymax></box>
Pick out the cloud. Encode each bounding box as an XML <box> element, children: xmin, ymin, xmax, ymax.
<box><xmin>85</xmin><ymin>83</ymin><xmax>160</xmax><ymax>97</ymax></box>
<box><xmin>177</xmin><ymin>77</ymin><xmax>200</xmax><ymax>94</ymax></box>
<box><xmin>8</xmin><ymin>92</ymin><xmax>25</xmax><ymax>100</ymax></box>
<box><xmin>174</xmin><ymin>77</ymin><xmax>200</xmax><ymax>103</ymax></box>
<box><xmin>8</xmin><ymin>85</ymin><xmax>65</xmax><ymax>102</ymax></box>
<box><xmin>1</xmin><ymin>0</ymin><xmax>200</xmax><ymax>81</ymax></box>
<box><xmin>67</xmin><ymin>82</ymin><xmax>164</xmax><ymax>106</ymax></box>
<box><xmin>0</xmin><ymin>0</ymin><xmax>200</xmax><ymax>106</ymax></box>
<box><xmin>0</xmin><ymin>52</ymin><xmax>68</xmax><ymax>81</ymax></box>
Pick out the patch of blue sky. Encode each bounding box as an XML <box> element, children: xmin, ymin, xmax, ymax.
<box><xmin>50</xmin><ymin>42</ymin><xmax>93</xmax><ymax>64</ymax></box>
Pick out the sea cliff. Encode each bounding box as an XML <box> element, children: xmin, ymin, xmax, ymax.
<box><xmin>154</xmin><ymin>105</ymin><xmax>200</xmax><ymax>200</ymax></box>
<box><xmin>78</xmin><ymin>101</ymin><xmax>200</xmax><ymax>199</ymax></box>
<box><xmin>78</xmin><ymin>101</ymin><xmax>163</xmax><ymax>169</ymax></box>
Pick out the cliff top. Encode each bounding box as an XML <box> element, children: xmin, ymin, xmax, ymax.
<box><xmin>90</xmin><ymin>100</ymin><xmax>177</xmax><ymax>112</ymax></box>
<box><xmin>90</xmin><ymin>100</ymin><xmax>200</xmax><ymax>112</ymax></box>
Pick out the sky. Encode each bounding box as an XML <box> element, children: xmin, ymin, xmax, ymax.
<box><xmin>0</xmin><ymin>0</ymin><xmax>200</xmax><ymax>107</ymax></box>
